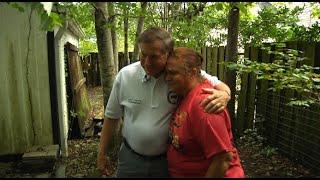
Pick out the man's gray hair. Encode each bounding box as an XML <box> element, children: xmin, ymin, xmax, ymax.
<box><xmin>138</xmin><ymin>27</ymin><xmax>174</xmax><ymax>54</ymax></box>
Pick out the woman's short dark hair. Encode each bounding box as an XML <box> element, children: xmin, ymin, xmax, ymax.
<box><xmin>138</xmin><ymin>27</ymin><xmax>174</xmax><ymax>54</ymax></box>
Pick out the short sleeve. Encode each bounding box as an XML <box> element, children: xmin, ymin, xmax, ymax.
<box><xmin>190</xmin><ymin>101</ymin><xmax>232</xmax><ymax>159</ymax></box>
<box><xmin>104</xmin><ymin>72</ymin><xmax>123</xmax><ymax>119</ymax></box>
<box><xmin>200</xmin><ymin>70</ymin><xmax>221</xmax><ymax>85</ymax></box>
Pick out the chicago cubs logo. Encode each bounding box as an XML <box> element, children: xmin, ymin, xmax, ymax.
<box><xmin>167</xmin><ymin>91</ymin><xmax>178</xmax><ymax>104</ymax></box>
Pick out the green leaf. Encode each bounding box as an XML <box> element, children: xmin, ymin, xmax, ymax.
<box><xmin>216</xmin><ymin>3</ymin><xmax>224</xmax><ymax>11</ymax></box>
<box><xmin>10</xmin><ymin>2</ymin><xmax>25</xmax><ymax>12</ymax></box>
<box><xmin>30</xmin><ymin>2</ymin><xmax>43</xmax><ymax>10</ymax></box>
<box><xmin>287</xmin><ymin>100</ymin><xmax>313</xmax><ymax>107</ymax></box>
<box><xmin>50</xmin><ymin>12</ymin><xmax>63</xmax><ymax>27</ymax></box>
<box><xmin>227</xmin><ymin>63</ymin><xmax>239</xmax><ymax>71</ymax></box>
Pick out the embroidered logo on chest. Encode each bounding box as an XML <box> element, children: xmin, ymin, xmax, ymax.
<box><xmin>167</xmin><ymin>91</ymin><xmax>178</xmax><ymax>104</ymax></box>
<box><xmin>128</xmin><ymin>98</ymin><xmax>142</xmax><ymax>104</ymax></box>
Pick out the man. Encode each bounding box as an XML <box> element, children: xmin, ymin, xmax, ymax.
<box><xmin>97</xmin><ymin>27</ymin><xmax>231</xmax><ymax>177</ymax></box>
<box><xmin>165</xmin><ymin>47</ymin><xmax>244</xmax><ymax>178</ymax></box>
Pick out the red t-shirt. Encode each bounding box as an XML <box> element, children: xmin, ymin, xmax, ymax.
<box><xmin>167</xmin><ymin>80</ymin><xmax>245</xmax><ymax>178</ymax></box>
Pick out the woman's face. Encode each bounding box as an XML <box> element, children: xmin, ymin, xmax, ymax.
<box><xmin>165</xmin><ymin>56</ymin><xmax>189</xmax><ymax>95</ymax></box>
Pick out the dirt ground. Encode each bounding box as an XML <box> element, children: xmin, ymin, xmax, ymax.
<box><xmin>235</xmin><ymin>129</ymin><xmax>316</xmax><ymax>178</ymax></box>
<box><xmin>3</xmin><ymin>86</ymin><xmax>316</xmax><ymax>178</ymax></box>
<box><xmin>58</xmin><ymin>86</ymin><xmax>118</xmax><ymax>177</ymax></box>
<box><xmin>58</xmin><ymin>133</ymin><xmax>317</xmax><ymax>178</ymax></box>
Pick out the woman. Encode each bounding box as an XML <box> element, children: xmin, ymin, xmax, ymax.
<box><xmin>165</xmin><ymin>47</ymin><xmax>245</xmax><ymax>178</ymax></box>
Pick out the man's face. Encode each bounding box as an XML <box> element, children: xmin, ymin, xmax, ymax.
<box><xmin>139</xmin><ymin>40</ymin><xmax>168</xmax><ymax>77</ymax></box>
<box><xmin>165</xmin><ymin>57</ymin><xmax>189</xmax><ymax>95</ymax></box>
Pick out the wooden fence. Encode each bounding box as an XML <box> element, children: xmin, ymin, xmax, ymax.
<box><xmin>81</xmin><ymin>52</ymin><xmax>133</xmax><ymax>87</ymax></box>
<box><xmin>237</xmin><ymin>42</ymin><xmax>320</xmax><ymax>173</ymax></box>
<box><xmin>200</xmin><ymin>46</ymin><xmax>226</xmax><ymax>82</ymax></box>
<box><xmin>81</xmin><ymin>53</ymin><xmax>100</xmax><ymax>88</ymax></box>
<box><xmin>200</xmin><ymin>42</ymin><xmax>320</xmax><ymax>173</ymax></box>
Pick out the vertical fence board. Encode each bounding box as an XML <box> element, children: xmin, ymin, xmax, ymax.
<box><xmin>269</xmin><ymin>44</ymin><xmax>281</xmax><ymax>145</ymax></box>
<box><xmin>284</xmin><ymin>41</ymin><xmax>298</xmax><ymax>158</ymax></box>
<box><xmin>246</xmin><ymin>46</ymin><xmax>258</xmax><ymax>130</ymax></box>
<box><xmin>218</xmin><ymin>46</ymin><xmax>225</xmax><ymax>82</ymax></box>
<box><xmin>201</xmin><ymin>47</ymin><xmax>207</xmax><ymax>72</ymax></box>
<box><xmin>211</xmin><ymin>47</ymin><xmax>218</xmax><ymax>76</ymax></box>
<box><xmin>118</xmin><ymin>52</ymin><xmax>124</xmax><ymax>70</ymax></box>
<box><xmin>87</xmin><ymin>55</ymin><xmax>94</xmax><ymax>87</ymax></box>
<box><xmin>236</xmin><ymin>46</ymin><xmax>250</xmax><ymax>135</ymax></box>
<box><xmin>313</xmin><ymin>43</ymin><xmax>320</xmax><ymax>167</ymax></box>
<box><xmin>206</xmin><ymin>47</ymin><xmax>212</xmax><ymax>75</ymax></box>
<box><xmin>258</xmin><ymin>44</ymin><xmax>271</xmax><ymax>133</ymax></box>
<box><xmin>296</xmin><ymin>41</ymin><xmax>310</xmax><ymax>159</ymax></box>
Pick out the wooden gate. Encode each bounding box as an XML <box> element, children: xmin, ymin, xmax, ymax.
<box><xmin>65</xmin><ymin>43</ymin><xmax>92</xmax><ymax>138</ymax></box>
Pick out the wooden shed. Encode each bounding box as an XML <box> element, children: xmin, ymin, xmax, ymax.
<box><xmin>0</xmin><ymin>2</ymin><xmax>86</xmax><ymax>158</ymax></box>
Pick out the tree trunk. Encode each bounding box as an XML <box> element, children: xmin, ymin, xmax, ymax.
<box><xmin>132</xmin><ymin>2</ymin><xmax>148</xmax><ymax>62</ymax></box>
<box><xmin>108</xmin><ymin>2</ymin><xmax>119</xmax><ymax>73</ymax></box>
<box><xmin>164</xmin><ymin>2</ymin><xmax>169</xmax><ymax>30</ymax></box>
<box><xmin>225</xmin><ymin>2</ymin><xmax>240</xmax><ymax>133</ymax></box>
<box><xmin>93</xmin><ymin>2</ymin><xmax>115</xmax><ymax>108</ymax></box>
<box><xmin>123</xmin><ymin>3</ymin><xmax>129</xmax><ymax>65</ymax></box>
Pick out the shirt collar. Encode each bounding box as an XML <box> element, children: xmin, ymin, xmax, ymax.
<box><xmin>139</xmin><ymin>63</ymin><xmax>165</xmax><ymax>83</ymax></box>
<box><xmin>139</xmin><ymin>63</ymin><xmax>151</xmax><ymax>83</ymax></box>
<box><xmin>142</xmin><ymin>73</ymin><xmax>151</xmax><ymax>83</ymax></box>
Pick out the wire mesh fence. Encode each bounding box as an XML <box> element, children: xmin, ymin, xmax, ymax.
<box><xmin>252</xmin><ymin>91</ymin><xmax>320</xmax><ymax>174</ymax></box>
